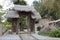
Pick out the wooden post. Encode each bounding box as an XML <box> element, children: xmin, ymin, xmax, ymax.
<box><xmin>28</xmin><ymin>13</ymin><xmax>35</xmax><ymax>33</ymax></box>
<box><xmin>27</xmin><ymin>14</ymin><xmax>30</xmax><ymax>33</ymax></box>
<box><xmin>30</xmin><ymin>18</ymin><xmax>35</xmax><ymax>33</ymax></box>
<box><xmin>19</xmin><ymin>12</ymin><xmax>24</xmax><ymax>31</ymax></box>
<box><xmin>12</xmin><ymin>18</ymin><xmax>18</xmax><ymax>32</ymax></box>
<box><xmin>29</xmin><ymin>12</ymin><xmax>35</xmax><ymax>33</ymax></box>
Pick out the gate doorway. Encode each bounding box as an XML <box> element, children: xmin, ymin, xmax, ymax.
<box><xmin>19</xmin><ymin>15</ymin><xmax>29</xmax><ymax>34</ymax></box>
<box><xmin>5</xmin><ymin>5</ymin><xmax>41</xmax><ymax>34</ymax></box>
<box><xmin>18</xmin><ymin>11</ymin><xmax>35</xmax><ymax>34</ymax></box>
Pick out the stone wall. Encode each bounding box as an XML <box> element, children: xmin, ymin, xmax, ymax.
<box><xmin>0</xmin><ymin>24</ymin><xmax>7</xmax><ymax>36</ymax></box>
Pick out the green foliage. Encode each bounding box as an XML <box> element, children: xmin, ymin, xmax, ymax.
<box><xmin>6</xmin><ymin>24</ymin><xmax>12</xmax><ymax>30</ymax></box>
<box><xmin>38</xmin><ymin>29</ymin><xmax>60</xmax><ymax>37</ymax></box>
<box><xmin>2</xmin><ymin>18</ymin><xmax>12</xmax><ymax>30</ymax></box>
<box><xmin>3</xmin><ymin>22</ymin><xmax>12</xmax><ymax>30</ymax></box>
<box><xmin>33</xmin><ymin>1</ymin><xmax>40</xmax><ymax>12</ymax></box>
<box><xmin>7</xmin><ymin>18</ymin><xmax>12</xmax><ymax>22</ymax></box>
<box><xmin>33</xmin><ymin>0</ymin><xmax>60</xmax><ymax>19</ymax></box>
<box><xmin>13</xmin><ymin>0</ymin><xmax>27</xmax><ymax>5</ymax></box>
<box><xmin>0</xmin><ymin>13</ymin><xmax>2</xmax><ymax>23</ymax></box>
<box><xmin>49</xmin><ymin>29</ymin><xmax>60</xmax><ymax>37</ymax></box>
<box><xmin>20</xmin><ymin>16</ymin><xmax>28</xmax><ymax>29</ymax></box>
<box><xmin>0</xmin><ymin>5</ymin><xmax>2</xmax><ymax>9</ymax></box>
<box><xmin>0</xmin><ymin>5</ymin><xmax>3</xmax><ymax>23</ymax></box>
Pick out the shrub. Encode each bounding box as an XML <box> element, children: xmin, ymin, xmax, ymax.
<box><xmin>3</xmin><ymin>22</ymin><xmax>12</xmax><ymax>30</ymax></box>
<box><xmin>49</xmin><ymin>29</ymin><xmax>60</xmax><ymax>37</ymax></box>
<box><xmin>6</xmin><ymin>25</ymin><xmax>12</xmax><ymax>30</ymax></box>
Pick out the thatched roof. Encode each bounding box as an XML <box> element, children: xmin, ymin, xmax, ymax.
<box><xmin>5</xmin><ymin>11</ymin><xmax>19</xmax><ymax>18</ymax></box>
<box><xmin>5</xmin><ymin>5</ymin><xmax>41</xmax><ymax>19</ymax></box>
<box><xmin>14</xmin><ymin>5</ymin><xmax>36</xmax><ymax>12</ymax></box>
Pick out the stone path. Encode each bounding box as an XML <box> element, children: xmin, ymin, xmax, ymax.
<box><xmin>0</xmin><ymin>33</ymin><xmax>60</xmax><ymax>40</ymax></box>
<box><xmin>0</xmin><ymin>30</ymin><xmax>60</xmax><ymax>40</ymax></box>
<box><xmin>0</xmin><ymin>30</ymin><xmax>36</xmax><ymax>40</ymax></box>
<box><xmin>0</xmin><ymin>34</ymin><xmax>36</xmax><ymax>40</ymax></box>
<box><xmin>0</xmin><ymin>34</ymin><xmax>21</xmax><ymax>40</ymax></box>
<box><xmin>19</xmin><ymin>34</ymin><xmax>36</xmax><ymax>40</ymax></box>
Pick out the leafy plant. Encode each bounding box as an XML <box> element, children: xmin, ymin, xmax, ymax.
<box><xmin>33</xmin><ymin>0</ymin><xmax>60</xmax><ymax>20</ymax></box>
<box><xmin>13</xmin><ymin>0</ymin><xmax>27</xmax><ymax>5</ymax></box>
<box><xmin>3</xmin><ymin>22</ymin><xmax>12</xmax><ymax>30</ymax></box>
<box><xmin>49</xmin><ymin>29</ymin><xmax>60</xmax><ymax>37</ymax></box>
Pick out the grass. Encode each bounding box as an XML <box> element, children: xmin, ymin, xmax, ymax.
<box><xmin>38</xmin><ymin>32</ymin><xmax>49</xmax><ymax>36</ymax></box>
<box><xmin>38</xmin><ymin>29</ymin><xmax>60</xmax><ymax>38</ymax></box>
